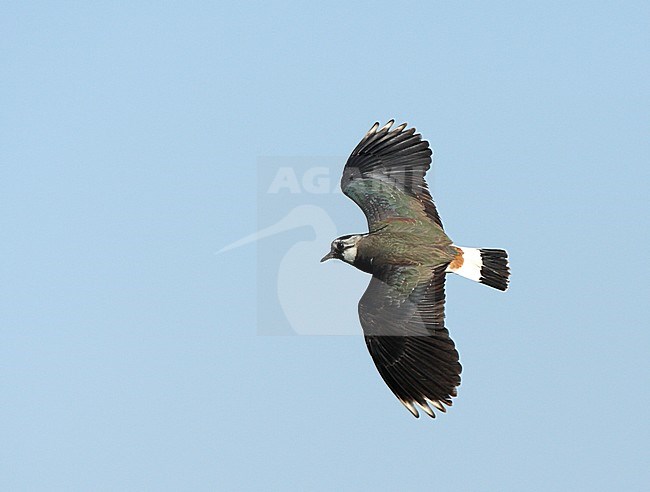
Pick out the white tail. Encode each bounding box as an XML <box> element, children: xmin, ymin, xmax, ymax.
<box><xmin>445</xmin><ymin>246</ymin><xmax>510</xmax><ymax>291</ymax></box>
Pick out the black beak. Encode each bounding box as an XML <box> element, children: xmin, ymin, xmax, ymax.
<box><xmin>320</xmin><ymin>251</ymin><xmax>336</xmax><ymax>262</ymax></box>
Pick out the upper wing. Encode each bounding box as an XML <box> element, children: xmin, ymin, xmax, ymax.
<box><xmin>341</xmin><ymin>120</ymin><xmax>443</xmax><ymax>230</ymax></box>
<box><xmin>359</xmin><ymin>264</ymin><xmax>461</xmax><ymax>418</ymax></box>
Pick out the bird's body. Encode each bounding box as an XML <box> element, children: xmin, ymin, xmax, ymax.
<box><xmin>321</xmin><ymin>120</ymin><xmax>510</xmax><ymax>419</ymax></box>
<box><xmin>356</xmin><ymin>221</ymin><xmax>455</xmax><ymax>270</ymax></box>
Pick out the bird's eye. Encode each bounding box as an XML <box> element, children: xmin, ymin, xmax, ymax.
<box><xmin>336</xmin><ymin>241</ymin><xmax>345</xmax><ymax>251</ymax></box>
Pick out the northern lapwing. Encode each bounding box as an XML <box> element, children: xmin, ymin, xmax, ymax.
<box><xmin>321</xmin><ymin>120</ymin><xmax>510</xmax><ymax>418</ymax></box>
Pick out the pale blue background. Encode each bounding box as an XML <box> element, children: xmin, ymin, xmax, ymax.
<box><xmin>2</xmin><ymin>2</ymin><xmax>649</xmax><ymax>491</ymax></box>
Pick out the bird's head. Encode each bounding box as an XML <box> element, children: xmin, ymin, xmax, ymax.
<box><xmin>320</xmin><ymin>234</ymin><xmax>363</xmax><ymax>265</ymax></box>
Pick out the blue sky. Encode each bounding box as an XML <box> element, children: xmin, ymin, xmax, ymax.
<box><xmin>1</xmin><ymin>1</ymin><xmax>649</xmax><ymax>490</ymax></box>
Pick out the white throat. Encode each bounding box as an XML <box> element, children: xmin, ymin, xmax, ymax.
<box><xmin>341</xmin><ymin>245</ymin><xmax>358</xmax><ymax>263</ymax></box>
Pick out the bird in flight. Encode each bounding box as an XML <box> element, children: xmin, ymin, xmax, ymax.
<box><xmin>321</xmin><ymin>120</ymin><xmax>510</xmax><ymax>419</ymax></box>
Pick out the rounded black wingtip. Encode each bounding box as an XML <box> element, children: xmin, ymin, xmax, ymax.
<box><xmin>367</xmin><ymin>121</ymin><xmax>380</xmax><ymax>134</ymax></box>
<box><xmin>380</xmin><ymin>119</ymin><xmax>395</xmax><ymax>132</ymax></box>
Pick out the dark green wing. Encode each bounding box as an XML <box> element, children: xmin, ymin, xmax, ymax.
<box><xmin>359</xmin><ymin>264</ymin><xmax>461</xmax><ymax>418</ymax></box>
<box><xmin>341</xmin><ymin>121</ymin><xmax>443</xmax><ymax>230</ymax></box>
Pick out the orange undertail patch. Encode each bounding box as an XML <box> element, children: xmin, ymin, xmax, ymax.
<box><xmin>449</xmin><ymin>247</ymin><xmax>464</xmax><ymax>270</ymax></box>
